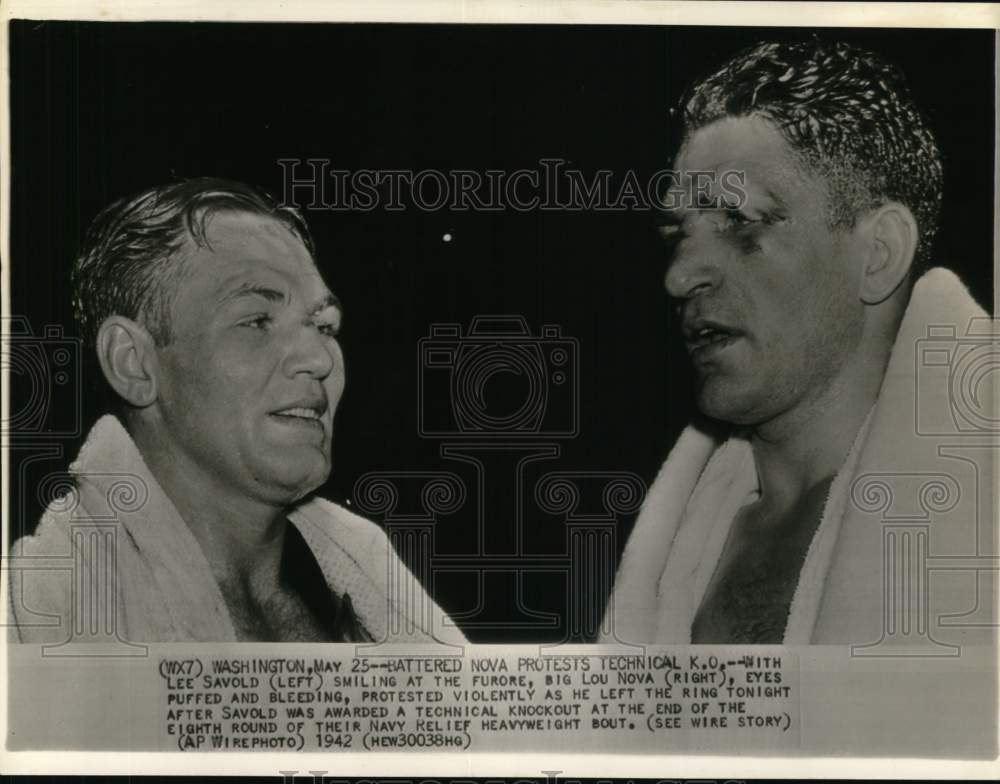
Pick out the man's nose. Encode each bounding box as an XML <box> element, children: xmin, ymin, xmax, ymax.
<box><xmin>282</xmin><ymin>325</ymin><xmax>338</xmax><ymax>379</ymax></box>
<box><xmin>664</xmin><ymin>233</ymin><xmax>722</xmax><ymax>300</ymax></box>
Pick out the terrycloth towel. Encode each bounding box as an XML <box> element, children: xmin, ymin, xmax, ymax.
<box><xmin>8</xmin><ymin>415</ymin><xmax>465</xmax><ymax>645</ymax></box>
<box><xmin>600</xmin><ymin>268</ymin><xmax>995</xmax><ymax>646</ymax></box>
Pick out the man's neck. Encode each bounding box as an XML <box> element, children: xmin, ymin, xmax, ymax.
<box><xmin>748</xmin><ymin>340</ymin><xmax>889</xmax><ymax>518</ymax></box>
<box><xmin>127</xmin><ymin>422</ymin><xmax>289</xmax><ymax>592</ymax></box>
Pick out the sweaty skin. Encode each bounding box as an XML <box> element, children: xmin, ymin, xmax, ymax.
<box><xmin>664</xmin><ymin>117</ymin><xmax>900</xmax><ymax>642</ymax></box>
<box><xmin>691</xmin><ymin>476</ymin><xmax>834</xmax><ymax>643</ymax></box>
<box><xmin>130</xmin><ymin>211</ymin><xmax>352</xmax><ymax>641</ymax></box>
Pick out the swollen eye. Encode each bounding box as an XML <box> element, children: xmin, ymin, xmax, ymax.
<box><xmin>312</xmin><ymin>304</ymin><xmax>342</xmax><ymax>332</ymax></box>
<box><xmin>718</xmin><ymin>211</ymin><xmax>759</xmax><ymax>230</ymax></box>
<box><xmin>315</xmin><ymin>320</ymin><xmax>340</xmax><ymax>336</ymax></box>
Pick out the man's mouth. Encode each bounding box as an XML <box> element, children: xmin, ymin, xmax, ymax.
<box><xmin>683</xmin><ymin>319</ymin><xmax>744</xmax><ymax>359</ymax></box>
<box><xmin>273</xmin><ymin>407</ymin><xmax>322</xmax><ymax>420</ymax></box>
<box><xmin>270</xmin><ymin>399</ymin><xmax>328</xmax><ymax>430</ymax></box>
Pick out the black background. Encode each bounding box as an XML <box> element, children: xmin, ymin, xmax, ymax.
<box><xmin>7</xmin><ymin>21</ymin><xmax>995</xmax><ymax>642</ymax></box>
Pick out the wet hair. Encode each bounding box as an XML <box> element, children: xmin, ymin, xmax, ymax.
<box><xmin>678</xmin><ymin>39</ymin><xmax>943</xmax><ymax>275</ymax></box>
<box><xmin>72</xmin><ymin>176</ymin><xmax>316</xmax><ymax>348</ymax></box>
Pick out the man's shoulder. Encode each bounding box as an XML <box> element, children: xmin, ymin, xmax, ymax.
<box><xmin>8</xmin><ymin>499</ymin><xmax>85</xmax><ymax>643</ymax></box>
<box><xmin>11</xmin><ymin>500</ymin><xmax>76</xmax><ymax>556</ymax></box>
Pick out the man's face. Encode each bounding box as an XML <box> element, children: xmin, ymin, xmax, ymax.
<box><xmin>152</xmin><ymin>210</ymin><xmax>344</xmax><ymax>506</ymax></box>
<box><xmin>664</xmin><ymin>116</ymin><xmax>866</xmax><ymax>427</ymax></box>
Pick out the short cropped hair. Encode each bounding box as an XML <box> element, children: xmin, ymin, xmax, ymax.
<box><xmin>72</xmin><ymin>177</ymin><xmax>316</xmax><ymax>348</ymax></box>
<box><xmin>678</xmin><ymin>39</ymin><xmax>943</xmax><ymax>275</ymax></box>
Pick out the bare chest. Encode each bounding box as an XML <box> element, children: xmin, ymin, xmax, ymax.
<box><xmin>690</xmin><ymin>478</ymin><xmax>833</xmax><ymax>644</ymax></box>
<box><xmin>222</xmin><ymin>585</ymin><xmax>336</xmax><ymax>642</ymax></box>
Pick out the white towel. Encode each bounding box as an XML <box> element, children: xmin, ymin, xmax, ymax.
<box><xmin>8</xmin><ymin>415</ymin><xmax>465</xmax><ymax>645</ymax></box>
<box><xmin>601</xmin><ymin>268</ymin><xmax>995</xmax><ymax>646</ymax></box>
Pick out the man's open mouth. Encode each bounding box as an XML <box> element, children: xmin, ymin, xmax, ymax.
<box><xmin>272</xmin><ymin>406</ymin><xmax>323</xmax><ymax>421</ymax></box>
<box><xmin>683</xmin><ymin>319</ymin><xmax>744</xmax><ymax>357</ymax></box>
<box><xmin>270</xmin><ymin>400</ymin><xmax>327</xmax><ymax>430</ymax></box>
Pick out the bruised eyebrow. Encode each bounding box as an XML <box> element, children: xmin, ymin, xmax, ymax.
<box><xmin>657</xmin><ymin>222</ymin><xmax>685</xmax><ymax>240</ymax></box>
<box><xmin>309</xmin><ymin>293</ymin><xmax>343</xmax><ymax>318</ymax></box>
<box><xmin>656</xmin><ymin>206</ymin><xmax>687</xmax><ymax>240</ymax></box>
<box><xmin>758</xmin><ymin>186</ymin><xmax>789</xmax><ymax>212</ymax></box>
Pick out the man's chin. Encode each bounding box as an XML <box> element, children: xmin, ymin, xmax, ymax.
<box><xmin>257</xmin><ymin>452</ymin><xmax>332</xmax><ymax>504</ymax></box>
<box><xmin>695</xmin><ymin>380</ymin><xmax>761</xmax><ymax>426</ymax></box>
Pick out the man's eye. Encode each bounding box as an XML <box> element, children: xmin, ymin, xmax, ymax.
<box><xmin>317</xmin><ymin>322</ymin><xmax>340</xmax><ymax>338</ymax></box>
<box><xmin>239</xmin><ymin>314</ymin><xmax>272</xmax><ymax>329</ymax></box>
<box><xmin>658</xmin><ymin>223</ymin><xmax>687</xmax><ymax>251</ymax></box>
<box><xmin>718</xmin><ymin>211</ymin><xmax>760</xmax><ymax>231</ymax></box>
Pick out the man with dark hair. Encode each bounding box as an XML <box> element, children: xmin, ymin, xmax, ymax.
<box><xmin>602</xmin><ymin>40</ymin><xmax>993</xmax><ymax>645</ymax></box>
<box><xmin>9</xmin><ymin>177</ymin><xmax>462</xmax><ymax>644</ymax></box>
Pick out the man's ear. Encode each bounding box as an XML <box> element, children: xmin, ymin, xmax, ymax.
<box><xmin>857</xmin><ymin>202</ymin><xmax>919</xmax><ymax>305</ymax></box>
<box><xmin>95</xmin><ymin>316</ymin><xmax>160</xmax><ymax>408</ymax></box>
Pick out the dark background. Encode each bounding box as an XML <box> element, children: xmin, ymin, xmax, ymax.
<box><xmin>7</xmin><ymin>21</ymin><xmax>995</xmax><ymax>642</ymax></box>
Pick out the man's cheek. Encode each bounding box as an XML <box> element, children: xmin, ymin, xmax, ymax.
<box><xmin>214</xmin><ymin>352</ymin><xmax>261</xmax><ymax>386</ymax></box>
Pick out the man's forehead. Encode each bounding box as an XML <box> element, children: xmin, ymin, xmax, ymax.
<box><xmin>180</xmin><ymin>211</ymin><xmax>312</xmax><ymax>273</ymax></box>
<box><xmin>174</xmin><ymin>211</ymin><xmax>330</xmax><ymax>302</ymax></box>
<box><xmin>192</xmin><ymin>209</ymin><xmax>309</xmax><ymax>254</ymax></box>
<box><xmin>674</xmin><ymin>116</ymin><xmax>808</xmax><ymax>193</ymax></box>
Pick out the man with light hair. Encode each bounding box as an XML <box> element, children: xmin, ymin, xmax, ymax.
<box><xmin>9</xmin><ymin>177</ymin><xmax>462</xmax><ymax>644</ymax></box>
